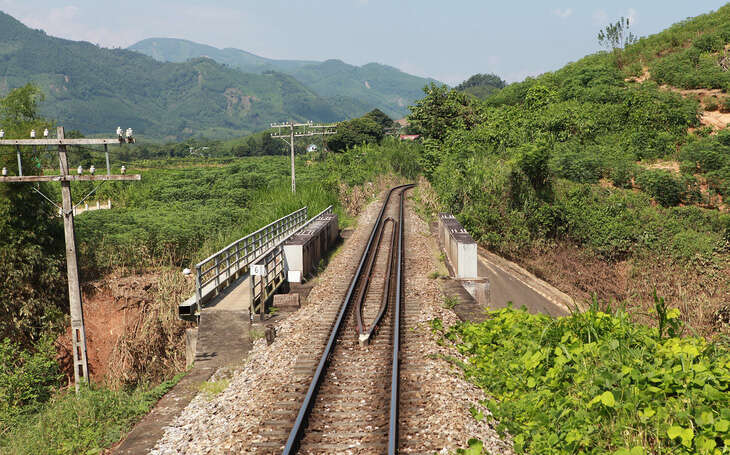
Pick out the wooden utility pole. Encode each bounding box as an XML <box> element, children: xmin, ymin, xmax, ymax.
<box><xmin>0</xmin><ymin>126</ymin><xmax>140</xmax><ymax>392</ymax></box>
<box><xmin>271</xmin><ymin>121</ymin><xmax>336</xmax><ymax>193</ymax></box>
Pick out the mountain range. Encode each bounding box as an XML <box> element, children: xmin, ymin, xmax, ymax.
<box><xmin>0</xmin><ymin>12</ymin><xmax>439</xmax><ymax>140</ymax></box>
<box><xmin>129</xmin><ymin>38</ymin><xmax>438</xmax><ymax>121</ymax></box>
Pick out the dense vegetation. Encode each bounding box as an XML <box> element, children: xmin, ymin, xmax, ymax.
<box><xmin>441</xmin><ymin>304</ymin><xmax>730</xmax><ymax>454</ymax></box>
<box><xmin>408</xmin><ymin>6</ymin><xmax>730</xmax><ymax>336</ymax></box>
<box><xmin>411</xmin><ymin>7</ymin><xmax>730</xmax><ymax>454</ymax></box>
<box><xmin>130</xmin><ymin>38</ymin><xmax>440</xmax><ymax>120</ymax></box>
<box><xmin>0</xmin><ymin>84</ymin><xmax>65</xmax><ymax>347</ymax></box>
<box><xmin>455</xmin><ymin>73</ymin><xmax>507</xmax><ymax>99</ymax></box>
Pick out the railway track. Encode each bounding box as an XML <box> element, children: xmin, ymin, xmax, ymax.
<box><xmin>251</xmin><ymin>184</ymin><xmax>413</xmax><ymax>454</ymax></box>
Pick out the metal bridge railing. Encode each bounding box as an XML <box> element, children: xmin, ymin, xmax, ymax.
<box><xmin>191</xmin><ymin>207</ymin><xmax>308</xmax><ymax>314</ymax></box>
<box><xmin>250</xmin><ymin>205</ymin><xmax>334</xmax><ymax>319</ymax></box>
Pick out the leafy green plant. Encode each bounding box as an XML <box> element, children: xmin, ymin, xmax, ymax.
<box><xmin>445</xmin><ymin>305</ymin><xmax>730</xmax><ymax>454</ymax></box>
<box><xmin>653</xmin><ymin>290</ymin><xmax>682</xmax><ymax>339</ymax></box>
<box><xmin>0</xmin><ymin>337</ymin><xmax>61</xmax><ymax>429</ymax></box>
<box><xmin>0</xmin><ymin>374</ymin><xmax>184</xmax><ymax>454</ymax></box>
<box><xmin>636</xmin><ymin>169</ymin><xmax>685</xmax><ymax>207</ymax></box>
<box><xmin>443</xmin><ymin>295</ymin><xmax>459</xmax><ymax>309</ymax></box>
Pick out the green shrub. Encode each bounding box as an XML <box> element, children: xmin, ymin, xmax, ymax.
<box><xmin>693</xmin><ymin>32</ymin><xmax>725</xmax><ymax>52</ymax></box>
<box><xmin>0</xmin><ymin>375</ymin><xmax>183</xmax><ymax>454</ymax></box>
<box><xmin>550</xmin><ymin>149</ymin><xmax>603</xmax><ymax>184</ymax></box>
<box><xmin>636</xmin><ymin>169</ymin><xmax>685</xmax><ymax>206</ymax></box>
<box><xmin>445</xmin><ymin>306</ymin><xmax>730</xmax><ymax>454</ymax></box>
<box><xmin>609</xmin><ymin>162</ymin><xmax>636</xmax><ymax>188</ymax></box>
<box><xmin>670</xmin><ymin>229</ymin><xmax>719</xmax><ymax>261</ymax></box>
<box><xmin>0</xmin><ymin>337</ymin><xmax>60</xmax><ymax>429</ymax></box>
<box><xmin>720</xmin><ymin>97</ymin><xmax>730</xmax><ymax>113</ymax></box>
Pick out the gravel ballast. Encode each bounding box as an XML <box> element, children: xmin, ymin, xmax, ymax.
<box><xmin>150</xmin><ymin>190</ymin><xmax>513</xmax><ymax>454</ymax></box>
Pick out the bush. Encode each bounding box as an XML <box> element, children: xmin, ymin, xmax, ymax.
<box><xmin>636</xmin><ymin>169</ymin><xmax>685</xmax><ymax>206</ymax></box>
<box><xmin>609</xmin><ymin>162</ymin><xmax>637</xmax><ymax>188</ymax></box>
<box><xmin>550</xmin><ymin>148</ymin><xmax>603</xmax><ymax>184</ymax></box>
<box><xmin>0</xmin><ymin>376</ymin><xmax>182</xmax><ymax>454</ymax></box>
<box><xmin>0</xmin><ymin>337</ymin><xmax>60</xmax><ymax>429</ymax></box>
<box><xmin>720</xmin><ymin>96</ymin><xmax>730</xmax><ymax>113</ymax></box>
<box><xmin>445</xmin><ymin>306</ymin><xmax>730</xmax><ymax>454</ymax></box>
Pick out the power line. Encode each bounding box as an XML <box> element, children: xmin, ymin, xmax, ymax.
<box><xmin>271</xmin><ymin>121</ymin><xmax>336</xmax><ymax>193</ymax></box>
<box><xmin>0</xmin><ymin>127</ymin><xmax>140</xmax><ymax>393</ymax></box>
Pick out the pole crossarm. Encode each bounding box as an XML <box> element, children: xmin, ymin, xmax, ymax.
<box><xmin>269</xmin><ymin>120</ymin><xmax>338</xmax><ymax>193</ymax></box>
<box><xmin>0</xmin><ymin>138</ymin><xmax>124</xmax><ymax>146</ymax></box>
<box><xmin>0</xmin><ymin>174</ymin><xmax>140</xmax><ymax>183</ymax></box>
<box><xmin>0</xmin><ymin>126</ymin><xmax>138</xmax><ymax>393</ymax></box>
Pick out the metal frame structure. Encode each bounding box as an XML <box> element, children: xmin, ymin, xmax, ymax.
<box><xmin>249</xmin><ymin>205</ymin><xmax>334</xmax><ymax>320</ymax></box>
<box><xmin>271</xmin><ymin>121</ymin><xmax>336</xmax><ymax>193</ymax></box>
<box><xmin>186</xmin><ymin>207</ymin><xmax>308</xmax><ymax>317</ymax></box>
<box><xmin>0</xmin><ymin>127</ymin><xmax>139</xmax><ymax>393</ymax></box>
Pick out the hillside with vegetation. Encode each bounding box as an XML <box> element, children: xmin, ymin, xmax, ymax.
<box><xmin>411</xmin><ymin>7</ymin><xmax>730</xmax><ymax>454</ymax></box>
<box><xmin>4</xmin><ymin>4</ymin><xmax>730</xmax><ymax>455</ymax></box>
<box><xmin>411</xmin><ymin>6</ymin><xmax>730</xmax><ymax>341</ymax></box>
<box><xmin>455</xmin><ymin>73</ymin><xmax>507</xmax><ymax>99</ymax></box>
<box><xmin>130</xmin><ymin>38</ymin><xmax>440</xmax><ymax>119</ymax></box>
<box><xmin>0</xmin><ymin>12</ymin><xmax>357</xmax><ymax>141</ymax></box>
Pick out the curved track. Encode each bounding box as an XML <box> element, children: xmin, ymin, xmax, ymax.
<box><xmin>277</xmin><ymin>184</ymin><xmax>413</xmax><ymax>454</ymax></box>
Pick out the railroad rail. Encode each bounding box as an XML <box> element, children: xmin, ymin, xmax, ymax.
<box><xmin>274</xmin><ymin>184</ymin><xmax>413</xmax><ymax>454</ymax></box>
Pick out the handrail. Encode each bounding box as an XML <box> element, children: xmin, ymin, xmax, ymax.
<box><xmin>193</xmin><ymin>206</ymin><xmax>308</xmax><ymax>313</ymax></box>
<box><xmin>249</xmin><ymin>205</ymin><xmax>334</xmax><ymax>319</ymax></box>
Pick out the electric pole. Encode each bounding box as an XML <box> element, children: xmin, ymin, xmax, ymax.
<box><xmin>271</xmin><ymin>121</ymin><xmax>336</xmax><ymax>193</ymax></box>
<box><xmin>0</xmin><ymin>126</ymin><xmax>140</xmax><ymax>392</ymax></box>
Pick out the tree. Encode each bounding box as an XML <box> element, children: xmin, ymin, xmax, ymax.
<box><xmin>364</xmin><ymin>108</ymin><xmax>394</xmax><ymax>129</ymax></box>
<box><xmin>598</xmin><ymin>17</ymin><xmax>638</xmax><ymax>51</ymax></box>
<box><xmin>0</xmin><ymin>85</ymin><xmax>66</xmax><ymax>346</ymax></box>
<box><xmin>408</xmin><ymin>83</ymin><xmax>481</xmax><ymax>141</ymax></box>
<box><xmin>328</xmin><ymin>116</ymin><xmax>384</xmax><ymax>152</ymax></box>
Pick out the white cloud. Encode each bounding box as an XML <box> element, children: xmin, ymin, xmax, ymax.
<box><xmin>552</xmin><ymin>8</ymin><xmax>573</xmax><ymax>19</ymax></box>
<box><xmin>592</xmin><ymin>9</ymin><xmax>609</xmax><ymax>26</ymax></box>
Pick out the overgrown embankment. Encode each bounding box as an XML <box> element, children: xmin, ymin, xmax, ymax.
<box><xmin>408</xmin><ymin>5</ymin><xmax>730</xmax><ymax>337</ymax></box>
<box><xmin>0</xmin><ymin>138</ymin><xmax>423</xmax><ymax>454</ymax></box>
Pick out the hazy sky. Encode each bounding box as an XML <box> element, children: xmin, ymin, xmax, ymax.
<box><xmin>1</xmin><ymin>0</ymin><xmax>728</xmax><ymax>84</ymax></box>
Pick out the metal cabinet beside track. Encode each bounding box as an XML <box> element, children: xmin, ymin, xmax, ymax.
<box><xmin>283</xmin><ymin>213</ymin><xmax>338</xmax><ymax>281</ymax></box>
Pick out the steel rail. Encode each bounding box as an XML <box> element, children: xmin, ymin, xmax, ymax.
<box><xmin>360</xmin><ymin>218</ymin><xmax>397</xmax><ymax>344</ymax></box>
<box><xmin>354</xmin><ymin>216</ymin><xmax>395</xmax><ymax>341</ymax></box>
<box><xmin>281</xmin><ymin>184</ymin><xmax>412</xmax><ymax>455</ymax></box>
<box><xmin>388</xmin><ymin>184</ymin><xmax>412</xmax><ymax>454</ymax></box>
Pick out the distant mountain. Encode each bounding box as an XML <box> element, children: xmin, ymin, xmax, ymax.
<box><xmin>129</xmin><ymin>38</ymin><xmax>441</xmax><ymax>119</ymax></box>
<box><xmin>0</xmin><ymin>12</ymin><xmax>354</xmax><ymax>140</ymax></box>
<box><xmin>129</xmin><ymin>38</ymin><xmax>317</xmax><ymax>74</ymax></box>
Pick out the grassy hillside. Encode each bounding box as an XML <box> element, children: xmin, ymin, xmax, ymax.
<box><xmin>0</xmin><ymin>12</ymin><xmax>349</xmax><ymax>141</ymax></box>
<box><xmin>411</xmin><ymin>6</ymin><xmax>730</xmax><ymax>339</ymax></box>
<box><xmin>129</xmin><ymin>38</ymin><xmax>440</xmax><ymax>119</ymax></box>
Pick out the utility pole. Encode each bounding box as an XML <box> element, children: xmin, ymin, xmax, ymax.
<box><xmin>0</xmin><ymin>126</ymin><xmax>140</xmax><ymax>392</ymax></box>
<box><xmin>271</xmin><ymin>121</ymin><xmax>336</xmax><ymax>193</ymax></box>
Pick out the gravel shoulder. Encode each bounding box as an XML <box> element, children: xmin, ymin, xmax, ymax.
<box><xmin>149</xmin><ymin>189</ymin><xmax>513</xmax><ymax>454</ymax></box>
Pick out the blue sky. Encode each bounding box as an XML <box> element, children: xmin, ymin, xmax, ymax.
<box><xmin>1</xmin><ymin>0</ymin><xmax>728</xmax><ymax>84</ymax></box>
